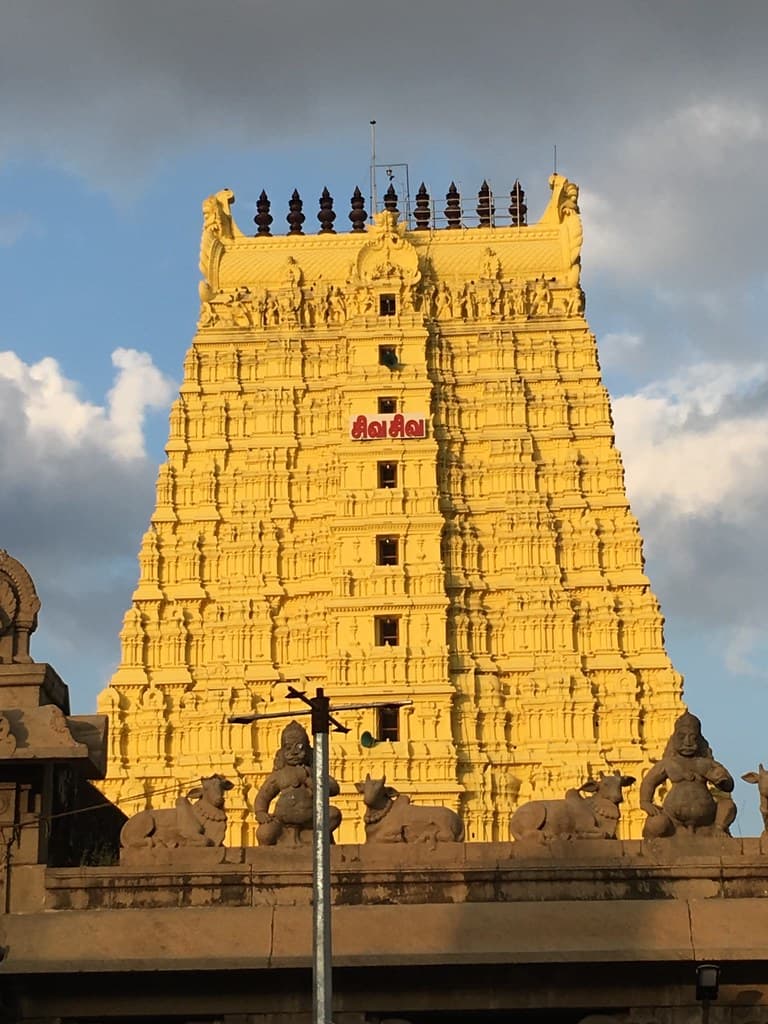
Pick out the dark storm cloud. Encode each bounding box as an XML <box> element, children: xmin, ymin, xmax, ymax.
<box><xmin>4</xmin><ymin>0</ymin><xmax>767</xmax><ymax>382</ymax></box>
<box><xmin>2</xmin><ymin>1</ymin><xmax>767</xmax><ymax>179</ymax></box>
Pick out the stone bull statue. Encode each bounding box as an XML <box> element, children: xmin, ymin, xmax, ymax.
<box><xmin>121</xmin><ymin>774</ymin><xmax>233</xmax><ymax>849</ymax></box>
<box><xmin>510</xmin><ymin>771</ymin><xmax>636</xmax><ymax>842</ymax></box>
<box><xmin>355</xmin><ymin>774</ymin><xmax>464</xmax><ymax>845</ymax></box>
<box><xmin>742</xmin><ymin>764</ymin><xmax>768</xmax><ymax>833</ymax></box>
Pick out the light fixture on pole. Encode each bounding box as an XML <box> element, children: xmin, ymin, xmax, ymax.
<box><xmin>230</xmin><ymin>686</ymin><xmax>412</xmax><ymax>1024</ymax></box>
<box><xmin>695</xmin><ymin>963</ymin><xmax>720</xmax><ymax>1002</ymax></box>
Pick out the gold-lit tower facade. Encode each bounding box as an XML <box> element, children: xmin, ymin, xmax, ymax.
<box><xmin>99</xmin><ymin>175</ymin><xmax>684</xmax><ymax>842</ymax></box>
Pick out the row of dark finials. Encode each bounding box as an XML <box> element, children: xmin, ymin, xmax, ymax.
<box><xmin>253</xmin><ymin>180</ymin><xmax>528</xmax><ymax>236</ymax></box>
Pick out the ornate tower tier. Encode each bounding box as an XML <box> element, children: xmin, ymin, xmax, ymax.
<box><xmin>98</xmin><ymin>176</ymin><xmax>684</xmax><ymax>842</ymax></box>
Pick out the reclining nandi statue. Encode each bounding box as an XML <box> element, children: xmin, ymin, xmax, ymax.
<box><xmin>355</xmin><ymin>773</ymin><xmax>464</xmax><ymax>846</ymax></box>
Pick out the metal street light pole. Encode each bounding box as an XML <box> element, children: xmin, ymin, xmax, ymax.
<box><xmin>230</xmin><ymin>685</ymin><xmax>412</xmax><ymax>1024</ymax></box>
<box><xmin>310</xmin><ymin>687</ymin><xmax>332</xmax><ymax>1024</ymax></box>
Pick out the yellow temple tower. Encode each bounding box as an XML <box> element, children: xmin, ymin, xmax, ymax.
<box><xmin>98</xmin><ymin>174</ymin><xmax>684</xmax><ymax>842</ymax></box>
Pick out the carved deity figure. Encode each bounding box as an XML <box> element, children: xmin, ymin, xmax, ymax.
<box><xmin>742</xmin><ymin>764</ymin><xmax>768</xmax><ymax>833</ymax></box>
<box><xmin>509</xmin><ymin>284</ymin><xmax>528</xmax><ymax>318</ymax></box>
<box><xmin>303</xmin><ymin>289</ymin><xmax>317</xmax><ymax>327</ymax></box>
<box><xmin>354</xmin><ymin>287</ymin><xmax>376</xmax><ymax>317</ymax></box>
<box><xmin>565</xmin><ymin>287</ymin><xmax>585</xmax><ymax>316</ymax></box>
<box><xmin>640</xmin><ymin>712</ymin><xmax>736</xmax><ymax>838</ymax></box>
<box><xmin>254</xmin><ymin>290</ymin><xmax>267</xmax><ymax>327</ymax></box>
<box><xmin>480</xmin><ymin>247</ymin><xmax>501</xmax><ymax>280</ymax></box>
<box><xmin>283</xmin><ymin>256</ymin><xmax>302</xmax><ymax>291</ymax></box>
<box><xmin>327</xmin><ymin>286</ymin><xmax>347</xmax><ymax>325</ymax></box>
<box><xmin>0</xmin><ymin>714</ymin><xmax>17</xmax><ymax>756</ymax></box>
<box><xmin>280</xmin><ymin>257</ymin><xmax>304</xmax><ymax>323</ymax></box>
<box><xmin>461</xmin><ymin>281</ymin><xmax>478</xmax><ymax>320</ymax></box>
<box><xmin>266</xmin><ymin>295</ymin><xmax>280</xmax><ymax>326</ymax></box>
<box><xmin>254</xmin><ymin>721</ymin><xmax>342</xmax><ymax>846</ymax></box>
<box><xmin>434</xmin><ymin>282</ymin><xmax>452</xmax><ymax>321</ymax></box>
<box><xmin>529</xmin><ymin>276</ymin><xmax>553</xmax><ymax>316</ymax></box>
<box><xmin>231</xmin><ymin>286</ymin><xmax>252</xmax><ymax>328</ymax></box>
<box><xmin>278</xmin><ymin>291</ymin><xmax>298</xmax><ymax>324</ymax></box>
<box><xmin>197</xmin><ymin>280</ymin><xmax>218</xmax><ymax>328</ymax></box>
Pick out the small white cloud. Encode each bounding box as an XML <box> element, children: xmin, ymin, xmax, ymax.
<box><xmin>107</xmin><ymin>348</ymin><xmax>177</xmax><ymax>459</ymax></box>
<box><xmin>613</xmin><ymin>360</ymin><xmax>768</xmax><ymax>518</ymax></box>
<box><xmin>0</xmin><ymin>347</ymin><xmax>175</xmax><ymax>462</ymax></box>
<box><xmin>0</xmin><ymin>346</ymin><xmax>176</xmax><ymax>711</ymax></box>
<box><xmin>724</xmin><ymin>626</ymin><xmax>768</xmax><ymax>678</ymax></box>
<box><xmin>599</xmin><ymin>330</ymin><xmax>643</xmax><ymax>367</ymax></box>
<box><xmin>673</xmin><ymin>99</ymin><xmax>768</xmax><ymax>146</ymax></box>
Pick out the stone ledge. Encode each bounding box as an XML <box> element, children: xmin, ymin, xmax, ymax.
<box><xmin>42</xmin><ymin>839</ymin><xmax>768</xmax><ymax>912</ymax></box>
<box><xmin>7</xmin><ymin>898</ymin><xmax>768</xmax><ymax>975</ymax></box>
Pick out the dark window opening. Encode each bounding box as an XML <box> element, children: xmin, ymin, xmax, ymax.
<box><xmin>378</xmin><ymin>396</ymin><xmax>397</xmax><ymax>414</ymax></box>
<box><xmin>377</xmin><ymin>705</ymin><xmax>400</xmax><ymax>741</ymax></box>
<box><xmin>377</xmin><ymin>536</ymin><xmax>399</xmax><ymax>565</ymax></box>
<box><xmin>379</xmin><ymin>345</ymin><xmax>399</xmax><ymax>368</ymax></box>
<box><xmin>375</xmin><ymin>616</ymin><xmax>400</xmax><ymax>647</ymax></box>
<box><xmin>379</xmin><ymin>294</ymin><xmax>397</xmax><ymax>317</ymax></box>
<box><xmin>378</xmin><ymin>461</ymin><xmax>398</xmax><ymax>488</ymax></box>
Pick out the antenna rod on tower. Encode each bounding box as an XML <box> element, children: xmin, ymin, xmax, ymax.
<box><xmin>553</xmin><ymin>143</ymin><xmax>558</xmax><ymax>175</ymax></box>
<box><xmin>370</xmin><ymin>120</ymin><xmax>377</xmax><ymax>214</ymax></box>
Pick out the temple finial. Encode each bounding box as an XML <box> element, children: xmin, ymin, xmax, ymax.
<box><xmin>287</xmin><ymin>189</ymin><xmax>305</xmax><ymax>235</ymax></box>
<box><xmin>444</xmin><ymin>182</ymin><xmax>461</xmax><ymax>229</ymax></box>
<box><xmin>383</xmin><ymin>183</ymin><xmax>399</xmax><ymax>214</ymax></box>
<box><xmin>476</xmin><ymin>180</ymin><xmax>493</xmax><ymax>228</ymax></box>
<box><xmin>509</xmin><ymin>180</ymin><xmax>527</xmax><ymax>226</ymax></box>
<box><xmin>254</xmin><ymin>190</ymin><xmax>273</xmax><ymax>236</ymax></box>
<box><xmin>349</xmin><ymin>186</ymin><xmax>368</xmax><ymax>232</ymax></box>
<box><xmin>413</xmin><ymin>182</ymin><xmax>431</xmax><ymax>231</ymax></box>
<box><xmin>318</xmin><ymin>187</ymin><xmax>336</xmax><ymax>234</ymax></box>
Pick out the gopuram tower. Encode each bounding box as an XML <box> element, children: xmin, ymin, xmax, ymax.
<box><xmin>98</xmin><ymin>175</ymin><xmax>684</xmax><ymax>843</ymax></box>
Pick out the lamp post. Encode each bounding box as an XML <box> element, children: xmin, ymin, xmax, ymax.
<box><xmin>695</xmin><ymin>963</ymin><xmax>720</xmax><ymax>1024</ymax></box>
<box><xmin>230</xmin><ymin>685</ymin><xmax>412</xmax><ymax>1024</ymax></box>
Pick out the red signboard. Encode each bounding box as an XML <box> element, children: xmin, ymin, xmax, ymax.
<box><xmin>350</xmin><ymin>413</ymin><xmax>427</xmax><ymax>440</ymax></box>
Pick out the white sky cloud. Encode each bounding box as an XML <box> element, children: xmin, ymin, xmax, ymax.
<box><xmin>0</xmin><ymin>348</ymin><xmax>175</xmax><ymax>711</ymax></box>
<box><xmin>613</xmin><ymin>360</ymin><xmax>768</xmax><ymax>518</ymax></box>
<box><xmin>0</xmin><ymin>348</ymin><xmax>175</xmax><ymax>461</ymax></box>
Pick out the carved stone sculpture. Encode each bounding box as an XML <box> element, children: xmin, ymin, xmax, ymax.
<box><xmin>202</xmin><ymin>188</ymin><xmax>236</xmax><ymax>242</ymax></box>
<box><xmin>742</xmin><ymin>764</ymin><xmax>768</xmax><ymax>833</ymax></box>
<box><xmin>0</xmin><ymin>713</ymin><xmax>17</xmax><ymax>756</ymax></box>
<box><xmin>529</xmin><ymin>275</ymin><xmax>553</xmax><ymax>316</ymax></box>
<box><xmin>254</xmin><ymin>721</ymin><xmax>342</xmax><ymax>846</ymax></box>
<box><xmin>509</xmin><ymin>283</ymin><xmax>528</xmax><ymax>318</ymax></box>
<box><xmin>0</xmin><ymin>550</ymin><xmax>41</xmax><ymax>664</ymax></box>
<box><xmin>120</xmin><ymin>774</ymin><xmax>234</xmax><ymax>848</ymax></box>
<box><xmin>510</xmin><ymin>771</ymin><xmax>636</xmax><ymax>842</ymax></box>
<box><xmin>435</xmin><ymin>282</ymin><xmax>452</xmax><ymax>321</ymax></box>
<box><xmin>640</xmin><ymin>711</ymin><xmax>736</xmax><ymax>838</ymax></box>
<box><xmin>355</xmin><ymin>773</ymin><xmax>464</xmax><ymax>845</ymax></box>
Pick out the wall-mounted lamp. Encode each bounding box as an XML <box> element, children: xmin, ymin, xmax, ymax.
<box><xmin>696</xmin><ymin>963</ymin><xmax>720</xmax><ymax>1001</ymax></box>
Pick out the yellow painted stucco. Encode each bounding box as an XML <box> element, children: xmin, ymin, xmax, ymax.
<box><xmin>98</xmin><ymin>175</ymin><xmax>684</xmax><ymax>842</ymax></box>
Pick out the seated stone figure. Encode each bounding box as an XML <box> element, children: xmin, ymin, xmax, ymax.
<box><xmin>254</xmin><ymin>720</ymin><xmax>342</xmax><ymax>846</ymax></box>
<box><xmin>640</xmin><ymin>711</ymin><xmax>736</xmax><ymax>839</ymax></box>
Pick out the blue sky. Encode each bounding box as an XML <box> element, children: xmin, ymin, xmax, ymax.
<box><xmin>2</xmin><ymin>0</ymin><xmax>767</xmax><ymax>832</ymax></box>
